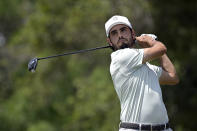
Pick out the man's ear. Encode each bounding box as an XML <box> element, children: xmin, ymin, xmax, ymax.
<box><xmin>107</xmin><ymin>37</ymin><xmax>113</xmax><ymax>46</ymax></box>
<box><xmin>131</xmin><ymin>29</ymin><xmax>136</xmax><ymax>39</ymax></box>
<box><xmin>131</xmin><ymin>29</ymin><xmax>137</xmax><ymax>44</ymax></box>
<box><xmin>107</xmin><ymin>37</ymin><xmax>115</xmax><ymax>51</ymax></box>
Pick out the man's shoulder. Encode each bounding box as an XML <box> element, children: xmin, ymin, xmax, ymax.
<box><xmin>111</xmin><ymin>48</ymin><xmax>142</xmax><ymax>56</ymax></box>
<box><xmin>111</xmin><ymin>48</ymin><xmax>143</xmax><ymax>60</ymax></box>
<box><xmin>110</xmin><ymin>48</ymin><xmax>145</xmax><ymax>76</ymax></box>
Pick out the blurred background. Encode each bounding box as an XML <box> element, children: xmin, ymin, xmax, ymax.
<box><xmin>0</xmin><ymin>0</ymin><xmax>196</xmax><ymax>130</ymax></box>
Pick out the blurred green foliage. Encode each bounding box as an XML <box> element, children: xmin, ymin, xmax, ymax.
<box><xmin>0</xmin><ymin>0</ymin><xmax>196</xmax><ymax>130</ymax></box>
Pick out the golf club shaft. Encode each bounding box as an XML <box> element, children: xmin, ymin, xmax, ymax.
<box><xmin>37</xmin><ymin>45</ymin><xmax>111</xmax><ymax>60</ymax></box>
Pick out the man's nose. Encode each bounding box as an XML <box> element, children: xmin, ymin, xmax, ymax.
<box><xmin>118</xmin><ymin>31</ymin><xmax>123</xmax><ymax>39</ymax></box>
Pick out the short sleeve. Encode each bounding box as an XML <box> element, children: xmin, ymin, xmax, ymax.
<box><xmin>147</xmin><ymin>63</ymin><xmax>163</xmax><ymax>78</ymax></box>
<box><xmin>118</xmin><ymin>48</ymin><xmax>144</xmax><ymax>68</ymax></box>
<box><xmin>111</xmin><ymin>48</ymin><xmax>144</xmax><ymax>75</ymax></box>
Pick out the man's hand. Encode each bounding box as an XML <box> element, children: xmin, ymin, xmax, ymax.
<box><xmin>135</xmin><ymin>35</ymin><xmax>156</xmax><ymax>48</ymax></box>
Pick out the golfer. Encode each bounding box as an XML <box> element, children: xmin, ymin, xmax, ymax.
<box><xmin>105</xmin><ymin>15</ymin><xmax>179</xmax><ymax>131</ymax></box>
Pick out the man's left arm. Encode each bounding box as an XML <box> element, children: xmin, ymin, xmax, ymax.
<box><xmin>159</xmin><ymin>54</ymin><xmax>179</xmax><ymax>85</ymax></box>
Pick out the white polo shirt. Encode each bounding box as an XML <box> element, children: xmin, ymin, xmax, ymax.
<box><xmin>110</xmin><ymin>48</ymin><xmax>169</xmax><ymax>124</ymax></box>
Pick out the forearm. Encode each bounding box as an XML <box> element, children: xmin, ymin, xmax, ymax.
<box><xmin>160</xmin><ymin>54</ymin><xmax>175</xmax><ymax>73</ymax></box>
<box><xmin>141</xmin><ymin>40</ymin><xmax>166</xmax><ymax>63</ymax></box>
<box><xmin>136</xmin><ymin>35</ymin><xmax>167</xmax><ymax>63</ymax></box>
<box><xmin>159</xmin><ymin>54</ymin><xmax>179</xmax><ymax>84</ymax></box>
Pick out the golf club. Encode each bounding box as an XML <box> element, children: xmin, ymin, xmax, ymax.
<box><xmin>28</xmin><ymin>45</ymin><xmax>111</xmax><ymax>72</ymax></box>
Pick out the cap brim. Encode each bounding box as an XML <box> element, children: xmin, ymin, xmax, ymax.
<box><xmin>106</xmin><ymin>22</ymin><xmax>132</xmax><ymax>37</ymax></box>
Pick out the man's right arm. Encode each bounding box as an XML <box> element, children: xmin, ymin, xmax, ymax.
<box><xmin>135</xmin><ymin>35</ymin><xmax>179</xmax><ymax>85</ymax></box>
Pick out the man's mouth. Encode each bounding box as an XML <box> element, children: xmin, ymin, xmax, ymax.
<box><xmin>118</xmin><ymin>38</ymin><xmax>127</xmax><ymax>43</ymax></box>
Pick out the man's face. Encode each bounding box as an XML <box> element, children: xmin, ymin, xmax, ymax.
<box><xmin>107</xmin><ymin>24</ymin><xmax>135</xmax><ymax>51</ymax></box>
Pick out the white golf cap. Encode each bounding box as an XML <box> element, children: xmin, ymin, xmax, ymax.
<box><xmin>105</xmin><ymin>15</ymin><xmax>132</xmax><ymax>37</ymax></box>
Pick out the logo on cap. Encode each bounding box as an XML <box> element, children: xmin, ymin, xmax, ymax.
<box><xmin>112</xmin><ymin>16</ymin><xmax>118</xmax><ymax>21</ymax></box>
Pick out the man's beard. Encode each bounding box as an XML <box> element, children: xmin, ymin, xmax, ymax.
<box><xmin>110</xmin><ymin>37</ymin><xmax>135</xmax><ymax>51</ymax></box>
<box><xmin>120</xmin><ymin>43</ymin><xmax>129</xmax><ymax>49</ymax></box>
<box><xmin>118</xmin><ymin>37</ymin><xmax>136</xmax><ymax>49</ymax></box>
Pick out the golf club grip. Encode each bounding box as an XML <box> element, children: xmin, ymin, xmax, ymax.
<box><xmin>37</xmin><ymin>45</ymin><xmax>111</xmax><ymax>60</ymax></box>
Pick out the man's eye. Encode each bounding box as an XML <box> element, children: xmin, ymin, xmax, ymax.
<box><xmin>111</xmin><ymin>31</ymin><xmax>117</xmax><ymax>36</ymax></box>
<box><xmin>120</xmin><ymin>27</ymin><xmax>127</xmax><ymax>32</ymax></box>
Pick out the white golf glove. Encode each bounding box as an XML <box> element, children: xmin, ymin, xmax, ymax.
<box><xmin>140</xmin><ymin>34</ymin><xmax>157</xmax><ymax>40</ymax></box>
